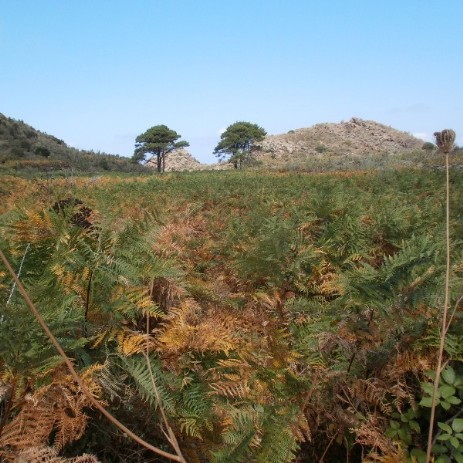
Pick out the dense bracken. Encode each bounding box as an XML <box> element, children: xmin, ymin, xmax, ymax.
<box><xmin>1</xmin><ymin>167</ymin><xmax>463</xmax><ymax>462</ymax></box>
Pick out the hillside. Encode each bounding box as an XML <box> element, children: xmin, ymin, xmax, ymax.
<box><xmin>253</xmin><ymin>117</ymin><xmax>424</xmax><ymax>165</ymax></box>
<box><xmin>0</xmin><ymin>113</ymin><xmax>148</xmax><ymax>173</ymax></box>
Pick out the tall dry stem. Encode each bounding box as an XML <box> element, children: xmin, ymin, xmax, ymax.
<box><xmin>425</xmin><ymin>129</ymin><xmax>456</xmax><ymax>463</ymax></box>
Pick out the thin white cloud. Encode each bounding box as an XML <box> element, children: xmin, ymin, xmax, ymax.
<box><xmin>413</xmin><ymin>132</ymin><xmax>430</xmax><ymax>141</ymax></box>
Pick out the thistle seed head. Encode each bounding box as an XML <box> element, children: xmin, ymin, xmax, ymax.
<box><xmin>434</xmin><ymin>129</ymin><xmax>456</xmax><ymax>154</ymax></box>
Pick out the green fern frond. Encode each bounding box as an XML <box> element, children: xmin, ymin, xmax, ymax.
<box><xmin>120</xmin><ymin>354</ymin><xmax>177</xmax><ymax>415</ymax></box>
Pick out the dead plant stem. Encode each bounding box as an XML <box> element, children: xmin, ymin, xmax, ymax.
<box><xmin>425</xmin><ymin>153</ymin><xmax>451</xmax><ymax>463</ymax></box>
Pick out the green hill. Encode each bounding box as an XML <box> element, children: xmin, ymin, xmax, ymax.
<box><xmin>0</xmin><ymin>112</ymin><xmax>148</xmax><ymax>174</ymax></box>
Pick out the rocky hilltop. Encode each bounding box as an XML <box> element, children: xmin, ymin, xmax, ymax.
<box><xmin>146</xmin><ymin>148</ymin><xmax>202</xmax><ymax>172</ymax></box>
<box><xmin>157</xmin><ymin>118</ymin><xmax>425</xmax><ymax>171</ymax></box>
<box><xmin>254</xmin><ymin>118</ymin><xmax>423</xmax><ymax>162</ymax></box>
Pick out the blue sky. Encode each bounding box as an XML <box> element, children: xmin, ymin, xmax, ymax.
<box><xmin>1</xmin><ymin>1</ymin><xmax>462</xmax><ymax>163</ymax></box>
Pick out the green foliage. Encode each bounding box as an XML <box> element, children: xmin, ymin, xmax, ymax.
<box><xmin>420</xmin><ymin>367</ymin><xmax>463</xmax><ymax>411</ymax></box>
<box><xmin>387</xmin><ymin>365</ymin><xmax>463</xmax><ymax>462</ymax></box>
<box><xmin>214</xmin><ymin>121</ymin><xmax>266</xmax><ymax>168</ymax></box>
<box><xmin>315</xmin><ymin>144</ymin><xmax>327</xmax><ymax>153</ymax></box>
<box><xmin>133</xmin><ymin>124</ymin><xmax>189</xmax><ymax>172</ymax></box>
<box><xmin>121</xmin><ymin>355</ymin><xmax>178</xmax><ymax>415</ymax></box>
<box><xmin>211</xmin><ymin>404</ymin><xmax>299</xmax><ymax>463</ymax></box>
<box><xmin>422</xmin><ymin>141</ymin><xmax>436</xmax><ymax>152</ymax></box>
<box><xmin>387</xmin><ymin>409</ymin><xmax>421</xmax><ymax>446</ymax></box>
<box><xmin>34</xmin><ymin>146</ymin><xmax>51</xmax><ymax>157</ymax></box>
<box><xmin>0</xmin><ymin>300</ymin><xmax>86</xmax><ymax>379</ymax></box>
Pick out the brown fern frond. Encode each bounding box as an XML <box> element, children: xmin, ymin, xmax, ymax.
<box><xmin>0</xmin><ymin>397</ymin><xmax>56</xmax><ymax>455</ymax></box>
<box><xmin>389</xmin><ymin>381</ymin><xmax>415</xmax><ymax>413</ymax></box>
<box><xmin>14</xmin><ymin>446</ymin><xmax>100</xmax><ymax>463</ymax></box>
<box><xmin>290</xmin><ymin>411</ymin><xmax>312</xmax><ymax>443</ymax></box>
<box><xmin>352</xmin><ymin>415</ymin><xmax>404</xmax><ymax>461</ymax></box>
<box><xmin>15</xmin><ymin>446</ymin><xmax>65</xmax><ymax>463</ymax></box>
<box><xmin>381</xmin><ymin>351</ymin><xmax>431</xmax><ymax>411</ymax></box>
<box><xmin>68</xmin><ymin>454</ymin><xmax>101</xmax><ymax>463</ymax></box>
<box><xmin>209</xmin><ymin>380</ymin><xmax>250</xmax><ymax>399</ymax></box>
<box><xmin>151</xmin><ymin>276</ymin><xmax>186</xmax><ymax>313</ymax></box>
<box><xmin>386</xmin><ymin>351</ymin><xmax>432</xmax><ymax>379</ymax></box>
<box><xmin>53</xmin><ymin>409</ymin><xmax>88</xmax><ymax>452</ymax></box>
<box><xmin>363</xmin><ymin>449</ymin><xmax>407</xmax><ymax>463</ymax></box>
<box><xmin>349</xmin><ymin>378</ymin><xmax>392</xmax><ymax>416</ymax></box>
<box><xmin>33</xmin><ymin>380</ymin><xmax>90</xmax><ymax>451</ymax></box>
<box><xmin>0</xmin><ymin>370</ymin><xmax>101</xmax><ymax>457</ymax></box>
<box><xmin>215</xmin><ymin>358</ymin><xmax>249</xmax><ymax>369</ymax></box>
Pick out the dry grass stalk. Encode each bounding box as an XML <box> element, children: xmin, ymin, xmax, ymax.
<box><xmin>425</xmin><ymin>129</ymin><xmax>456</xmax><ymax>463</ymax></box>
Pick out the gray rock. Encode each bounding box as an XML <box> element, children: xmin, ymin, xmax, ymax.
<box><xmin>146</xmin><ymin>148</ymin><xmax>201</xmax><ymax>172</ymax></box>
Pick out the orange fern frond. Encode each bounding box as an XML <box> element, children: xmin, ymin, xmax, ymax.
<box><xmin>11</xmin><ymin>209</ymin><xmax>55</xmax><ymax>246</ymax></box>
<box><xmin>157</xmin><ymin>299</ymin><xmax>238</xmax><ymax>356</ymax></box>
<box><xmin>117</xmin><ymin>330</ymin><xmax>153</xmax><ymax>356</ymax></box>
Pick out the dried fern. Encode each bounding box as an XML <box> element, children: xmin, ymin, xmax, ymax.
<box><xmin>14</xmin><ymin>446</ymin><xmax>100</xmax><ymax>463</ymax></box>
<box><xmin>353</xmin><ymin>415</ymin><xmax>406</xmax><ymax>463</ymax></box>
<box><xmin>0</xmin><ymin>373</ymin><xmax>95</xmax><ymax>458</ymax></box>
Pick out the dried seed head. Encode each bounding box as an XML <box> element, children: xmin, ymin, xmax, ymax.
<box><xmin>434</xmin><ymin>129</ymin><xmax>456</xmax><ymax>154</ymax></box>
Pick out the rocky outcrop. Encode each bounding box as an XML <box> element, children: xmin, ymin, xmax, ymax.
<box><xmin>146</xmin><ymin>148</ymin><xmax>201</xmax><ymax>172</ymax></box>
<box><xmin>253</xmin><ymin>117</ymin><xmax>423</xmax><ymax>161</ymax></box>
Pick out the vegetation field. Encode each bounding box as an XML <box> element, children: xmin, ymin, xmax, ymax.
<box><xmin>1</xmin><ymin>168</ymin><xmax>463</xmax><ymax>462</ymax></box>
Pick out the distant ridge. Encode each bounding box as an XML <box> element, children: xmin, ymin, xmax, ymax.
<box><xmin>0</xmin><ymin>113</ymin><xmax>429</xmax><ymax>173</ymax></box>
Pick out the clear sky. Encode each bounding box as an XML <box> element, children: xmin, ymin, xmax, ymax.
<box><xmin>1</xmin><ymin>1</ymin><xmax>462</xmax><ymax>164</ymax></box>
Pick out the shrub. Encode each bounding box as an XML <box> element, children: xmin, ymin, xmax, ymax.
<box><xmin>422</xmin><ymin>141</ymin><xmax>436</xmax><ymax>152</ymax></box>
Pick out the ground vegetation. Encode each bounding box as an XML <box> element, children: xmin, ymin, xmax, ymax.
<box><xmin>0</xmin><ymin>160</ymin><xmax>462</xmax><ymax>462</ymax></box>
